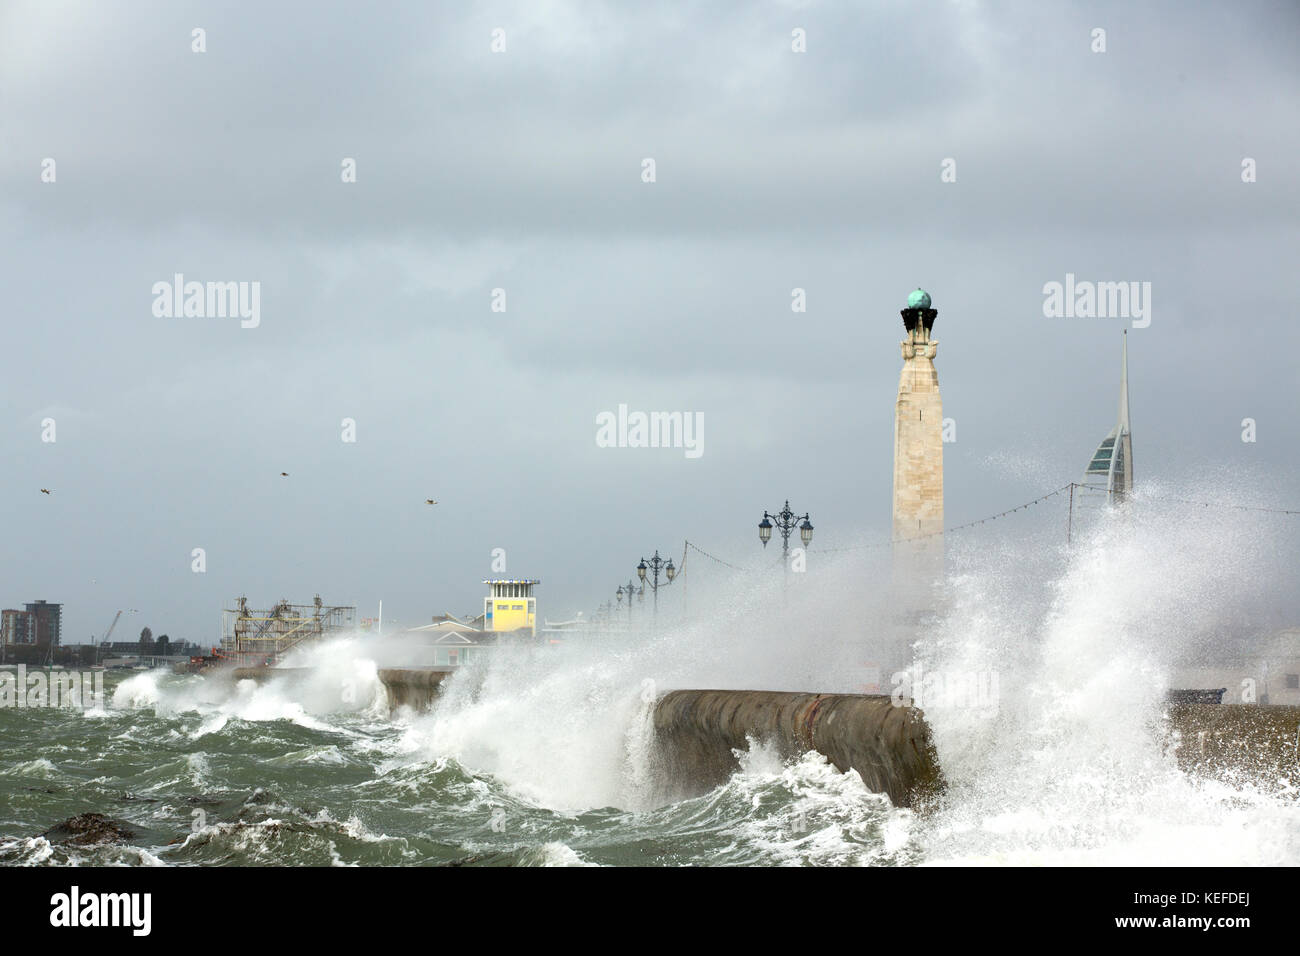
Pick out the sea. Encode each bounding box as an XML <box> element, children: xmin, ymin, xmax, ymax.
<box><xmin>2</xmin><ymin>486</ymin><xmax>1298</xmax><ymax>867</ymax></box>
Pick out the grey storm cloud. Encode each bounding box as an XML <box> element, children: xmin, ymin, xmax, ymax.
<box><xmin>2</xmin><ymin>0</ymin><xmax>1298</xmax><ymax>645</ymax></box>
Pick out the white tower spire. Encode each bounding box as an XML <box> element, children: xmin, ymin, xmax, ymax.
<box><xmin>1083</xmin><ymin>332</ymin><xmax>1134</xmax><ymax>501</ymax></box>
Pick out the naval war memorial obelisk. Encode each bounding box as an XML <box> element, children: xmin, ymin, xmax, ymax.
<box><xmin>892</xmin><ymin>288</ymin><xmax>944</xmax><ymax>594</ymax></box>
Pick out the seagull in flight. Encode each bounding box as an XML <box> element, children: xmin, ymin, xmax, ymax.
<box><xmin>425</xmin><ymin>499</ymin><xmax>437</xmax><ymax>505</ymax></box>
<box><xmin>280</xmin><ymin>472</ymin><xmax>289</xmax><ymax>477</ymax></box>
<box><xmin>40</xmin><ymin>488</ymin><xmax>51</xmax><ymax>494</ymax></box>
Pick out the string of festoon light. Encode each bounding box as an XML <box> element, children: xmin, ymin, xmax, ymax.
<box><xmin>684</xmin><ymin>540</ymin><xmax>752</xmax><ymax>571</ymax></box>
<box><xmin>1114</xmin><ymin>493</ymin><xmax>1300</xmax><ymax>515</ymax></box>
<box><xmin>681</xmin><ymin>482</ymin><xmax>1300</xmax><ymax>570</ymax></box>
<box><xmin>814</xmin><ymin>483</ymin><xmax>1077</xmax><ymax>553</ymax></box>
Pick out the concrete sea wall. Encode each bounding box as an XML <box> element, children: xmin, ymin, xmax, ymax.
<box><xmin>1167</xmin><ymin>703</ymin><xmax>1300</xmax><ymax>783</ymax></box>
<box><xmin>650</xmin><ymin>689</ymin><xmax>942</xmax><ymax>808</ymax></box>
<box><xmin>378</xmin><ymin>667</ymin><xmax>452</xmax><ymax>711</ymax></box>
<box><xmin>372</xmin><ymin>668</ymin><xmax>1300</xmax><ymax>806</ymax></box>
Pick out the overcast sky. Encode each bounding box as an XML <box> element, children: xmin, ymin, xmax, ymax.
<box><xmin>3</xmin><ymin>0</ymin><xmax>1298</xmax><ymax>646</ymax></box>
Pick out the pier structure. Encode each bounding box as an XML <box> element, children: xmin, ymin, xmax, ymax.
<box><xmin>220</xmin><ymin>595</ymin><xmax>355</xmax><ymax>666</ymax></box>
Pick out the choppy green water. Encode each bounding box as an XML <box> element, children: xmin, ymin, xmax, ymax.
<box><xmin>0</xmin><ymin>668</ymin><xmax>910</xmax><ymax>867</ymax></box>
<box><xmin>4</xmin><ymin>634</ymin><xmax>1297</xmax><ymax>868</ymax></box>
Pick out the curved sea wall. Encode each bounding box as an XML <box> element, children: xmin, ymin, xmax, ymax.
<box><xmin>378</xmin><ymin>668</ymin><xmax>452</xmax><ymax>711</ymax></box>
<box><xmin>370</xmin><ymin>668</ymin><xmax>1300</xmax><ymax>806</ymax></box>
<box><xmin>650</xmin><ymin>689</ymin><xmax>942</xmax><ymax>808</ymax></box>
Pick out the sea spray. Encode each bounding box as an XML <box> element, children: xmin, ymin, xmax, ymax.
<box><xmin>917</xmin><ymin>480</ymin><xmax>1298</xmax><ymax>864</ymax></box>
<box><xmin>9</xmin><ymin>475</ymin><xmax>1294</xmax><ymax>865</ymax></box>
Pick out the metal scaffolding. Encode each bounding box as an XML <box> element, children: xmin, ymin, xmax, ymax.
<box><xmin>220</xmin><ymin>594</ymin><xmax>356</xmax><ymax>666</ymax></box>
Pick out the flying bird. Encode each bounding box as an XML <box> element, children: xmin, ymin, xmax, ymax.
<box><xmin>40</xmin><ymin>488</ymin><xmax>51</xmax><ymax>494</ymax></box>
<box><xmin>280</xmin><ymin>472</ymin><xmax>289</xmax><ymax>477</ymax></box>
<box><xmin>425</xmin><ymin>499</ymin><xmax>437</xmax><ymax>505</ymax></box>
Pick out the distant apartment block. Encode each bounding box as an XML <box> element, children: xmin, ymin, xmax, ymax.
<box><xmin>1</xmin><ymin>600</ymin><xmax>61</xmax><ymax>646</ymax></box>
<box><xmin>26</xmin><ymin>600</ymin><xmax>62</xmax><ymax>646</ymax></box>
<box><xmin>1</xmin><ymin>609</ymin><xmax>34</xmax><ymax>644</ymax></box>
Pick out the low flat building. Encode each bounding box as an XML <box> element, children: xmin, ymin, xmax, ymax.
<box><xmin>390</xmin><ymin>581</ymin><xmax>544</xmax><ymax>667</ymax></box>
<box><xmin>399</xmin><ymin>622</ymin><xmax>538</xmax><ymax>666</ymax></box>
<box><xmin>1172</xmin><ymin>628</ymin><xmax>1300</xmax><ymax>706</ymax></box>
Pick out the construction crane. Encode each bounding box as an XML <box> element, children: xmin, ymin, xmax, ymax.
<box><xmin>96</xmin><ymin>609</ymin><xmax>136</xmax><ymax>664</ymax></box>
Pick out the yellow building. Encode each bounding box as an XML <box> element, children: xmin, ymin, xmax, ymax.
<box><xmin>483</xmin><ymin>580</ymin><xmax>538</xmax><ymax>636</ymax></box>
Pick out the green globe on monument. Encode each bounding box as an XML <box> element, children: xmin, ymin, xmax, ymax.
<box><xmin>907</xmin><ymin>288</ymin><xmax>931</xmax><ymax>309</ymax></box>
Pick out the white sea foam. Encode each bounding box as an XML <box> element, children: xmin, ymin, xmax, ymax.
<box><xmin>380</xmin><ymin>476</ymin><xmax>1300</xmax><ymax>865</ymax></box>
<box><xmin>722</xmin><ymin>748</ymin><xmax>914</xmax><ymax>866</ymax></box>
<box><xmin>524</xmin><ymin>842</ymin><xmax>596</xmax><ymax>867</ymax></box>
<box><xmin>106</xmin><ymin>639</ymin><xmax>388</xmax><ymax>735</ymax></box>
<box><xmin>918</xmin><ymin>483</ymin><xmax>1300</xmax><ymax>865</ymax></box>
<box><xmin>10</xmin><ymin>757</ymin><xmax>58</xmax><ymax>777</ymax></box>
<box><xmin>81</xmin><ymin>475</ymin><xmax>1295</xmax><ymax>866</ymax></box>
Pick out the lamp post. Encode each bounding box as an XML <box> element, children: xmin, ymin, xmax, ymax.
<box><xmin>636</xmin><ymin>550</ymin><xmax>676</xmax><ymax>619</ymax></box>
<box><xmin>616</xmin><ymin>580</ymin><xmax>643</xmax><ymax>625</ymax></box>
<box><xmin>758</xmin><ymin>500</ymin><xmax>814</xmax><ymax>573</ymax></box>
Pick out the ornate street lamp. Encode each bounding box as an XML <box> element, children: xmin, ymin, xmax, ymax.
<box><xmin>637</xmin><ymin>550</ymin><xmax>676</xmax><ymax>618</ymax></box>
<box><xmin>616</xmin><ymin>580</ymin><xmax>643</xmax><ymax>622</ymax></box>
<box><xmin>758</xmin><ymin>500</ymin><xmax>814</xmax><ymax>570</ymax></box>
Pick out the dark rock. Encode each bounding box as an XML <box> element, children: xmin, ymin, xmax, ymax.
<box><xmin>42</xmin><ymin>812</ymin><xmax>136</xmax><ymax>846</ymax></box>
